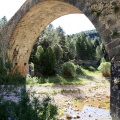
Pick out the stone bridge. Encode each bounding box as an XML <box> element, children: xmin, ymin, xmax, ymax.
<box><xmin>0</xmin><ymin>0</ymin><xmax>120</xmax><ymax>119</ymax></box>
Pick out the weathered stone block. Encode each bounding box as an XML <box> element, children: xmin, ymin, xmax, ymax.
<box><xmin>106</xmin><ymin>38</ymin><xmax>120</xmax><ymax>51</ymax></box>
<box><xmin>108</xmin><ymin>47</ymin><xmax>117</xmax><ymax>59</ymax></box>
<box><xmin>110</xmin><ymin>103</ymin><xmax>116</xmax><ymax>114</ymax></box>
<box><xmin>116</xmin><ymin>108</ymin><xmax>120</xmax><ymax>119</ymax></box>
<box><xmin>116</xmin><ymin>45</ymin><xmax>120</xmax><ymax>57</ymax></box>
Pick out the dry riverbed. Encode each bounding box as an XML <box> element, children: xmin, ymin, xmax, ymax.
<box><xmin>1</xmin><ymin>73</ymin><xmax>110</xmax><ymax>119</ymax></box>
<box><xmin>26</xmin><ymin>74</ymin><xmax>110</xmax><ymax>119</ymax></box>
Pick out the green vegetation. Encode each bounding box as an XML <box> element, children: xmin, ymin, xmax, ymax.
<box><xmin>0</xmin><ymin>16</ymin><xmax>7</xmax><ymax>30</ymax></box>
<box><xmin>41</xmin><ymin>47</ymin><xmax>56</xmax><ymax>76</ymax></box>
<box><xmin>29</xmin><ymin>24</ymin><xmax>109</xmax><ymax>80</ymax></box>
<box><xmin>98</xmin><ymin>62</ymin><xmax>110</xmax><ymax>77</ymax></box>
<box><xmin>91</xmin><ymin>9</ymin><xmax>96</xmax><ymax>14</ymax></box>
<box><xmin>26</xmin><ymin>66</ymin><xmax>101</xmax><ymax>85</ymax></box>
<box><xmin>0</xmin><ymin>86</ymin><xmax>58</xmax><ymax>120</ymax></box>
<box><xmin>0</xmin><ymin>44</ymin><xmax>25</xmax><ymax>84</ymax></box>
<box><xmin>112</xmin><ymin>30</ymin><xmax>118</xmax><ymax>37</ymax></box>
<box><xmin>1</xmin><ymin>54</ymin><xmax>25</xmax><ymax>86</ymax></box>
<box><xmin>62</xmin><ymin>61</ymin><xmax>76</xmax><ymax>78</ymax></box>
<box><xmin>0</xmin><ymin>48</ymin><xmax>58</xmax><ymax>119</ymax></box>
<box><xmin>96</xmin><ymin>12</ymin><xmax>101</xmax><ymax>17</ymax></box>
<box><xmin>114</xmin><ymin>5</ymin><xmax>119</xmax><ymax>13</ymax></box>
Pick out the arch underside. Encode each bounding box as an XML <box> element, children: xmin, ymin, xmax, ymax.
<box><xmin>5</xmin><ymin>0</ymin><xmax>120</xmax><ymax>75</ymax></box>
<box><xmin>8</xmin><ymin>1</ymin><xmax>81</xmax><ymax>74</ymax></box>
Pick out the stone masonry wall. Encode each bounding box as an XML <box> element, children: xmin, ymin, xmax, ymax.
<box><xmin>111</xmin><ymin>57</ymin><xmax>120</xmax><ymax>120</ymax></box>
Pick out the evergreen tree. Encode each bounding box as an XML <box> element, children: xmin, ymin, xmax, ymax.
<box><xmin>53</xmin><ymin>44</ymin><xmax>63</xmax><ymax>64</ymax></box>
<box><xmin>56</xmin><ymin>26</ymin><xmax>69</xmax><ymax>61</ymax></box>
<box><xmin>0</xmin><ymin>16</ymin><xmax>7</xmax><ymax>30</ymax></box>
<box><xmin>41</xmin><ymin>47</ymin><xmax>56</xmax><ymax>76</ymax></box>
<box><xmin>93</xmin><ymin>36</ymin><xmax>101</xmax><ymax>47</ymax></box>
<box><xmin>68</xmin><ymin>41</ymin><xmax>76</xmax><ymax>60</ymax></box>
<box><xmin>35</xmin><ymin>45</ymin><xmax>44</xmax><ymax>61</ymax></box>
<box><xmin>96</xmin><ymin>45</ymin><xmax>104</xmax><ymax>61</ymax></box>
<box><xmin>86</xmin><ymin>37</ymin><xmax>96</xmax><ymax>59</ymax></box>
<box><xmin>101</xmin><ymin>43</ymin><xmax>109</xmax><ymax>61</ymax></box>
<box><xmin>76</xmin><ymin>32</ymin><xmax>86</xmax><ymax>60</ymax></box>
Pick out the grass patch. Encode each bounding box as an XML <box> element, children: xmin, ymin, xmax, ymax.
<box><xmin>26</xmin><ymin>67</ymin><xmax>101</xmax><ymax>85</ymax></box>
<box><xmin>81</xmin><ymin>67</ymin><xmax>101</xmax><ymax>76</ymax></box>
<box><xmin>26</xmin><ymin>74</ymin><xmax>91</xmax><ymax>85</ymax></box>
<box><xmin>73</xmin><ymin>99</ymin><xmax>83</xmax><ymax>103</ymax></box>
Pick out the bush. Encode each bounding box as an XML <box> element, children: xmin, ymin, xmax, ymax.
<box><xmin>0</xmin><ymin>70</ymin><xmax>26</xmax><ymax>85</ymax></box>
<box><xmin>98</xmin><ymin>62</ymin><xmax>110</xmax><ymax>77</ymax></box>
<box><xmin>0</xmin><ymin>86</ymin><xmax>58</xmax><ymax>120</ymax></box>
<box><xmin>0</xmin><ymin>50</ymin><xmax>25</xmax><ymax>84</ymax></box>
<box><xmin>62</xmin><ymin>61</ymin><xmax>76</xmax><ymax>78</ymax></box>
<box><xmin>76</xmin><ymin>65</ymin><xmax>84</xmax><ymax>74</ymax></box>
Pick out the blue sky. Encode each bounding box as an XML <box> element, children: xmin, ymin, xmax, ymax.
<box><xmin>0</xmin><ymin>0</ymin><xmax>95</xmax><ymax>35</ymax></box>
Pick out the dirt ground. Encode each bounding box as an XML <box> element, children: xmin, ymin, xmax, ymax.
<box><xmin>27</xmin><ymin>74</ymin><xmax>110</xmax><ymax>118</ymax></box>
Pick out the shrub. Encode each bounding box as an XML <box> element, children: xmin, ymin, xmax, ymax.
<box><xmin>0</xmin><ymin>86</ymin><xmax>58</xmax><ymax>120</ymax></box>
<box><xmin>0</xmin><ymin>50</ymin><xmax>25</xmax><ymax>85</ymax></box>
<box><xmin>98</xmin><ymin>62</ymin><xmax>110</xmax><ymax>77</ymax></box>
<box><xmin>76</xmin><ymin>65</ymin><xmax>84</xmax><ymax>74</ymax></box>
<box><xmin>62</xmin><ymin>61</ymin><xmax>76</xmax><ymax>78</ymax></box>
<box><xmin>26</xmin><ymin>74</ymin><xmax>39</xmax><ymax>84</ymax></box>
<box><xmin>114</xmin><ymin>5</ymin><xmax>119</xmax><ymax>13</ymax></box>
<box><xmin>0</xmin><ymin>70</ymin><xmax>26</xmax><ymax>85</ymax></box>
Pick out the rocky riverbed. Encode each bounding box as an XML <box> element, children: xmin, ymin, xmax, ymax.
<box><xmin>0</xmin><ymin>75</ymin><xmax>110</xmax><ymax>119</ymax></box>
<box><xmin>25</xmin><ymin>75</ymin><xmax>110</xmax><ymax>119</ymax></box>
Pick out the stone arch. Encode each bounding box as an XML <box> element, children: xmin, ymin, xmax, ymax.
<box><xmin>5</xmin><ymin>1</ymin><xmax>81</xmax><ymax>75</ymax></box>
<box><xmin>0</xmin><ymin>0</ymin><xmax>120</xmax><ymax>75</ymax></box>
<box><xmin>0</xmin><ymin>0</ymin><xmax>120</xmax><ymax>119</ymax></box>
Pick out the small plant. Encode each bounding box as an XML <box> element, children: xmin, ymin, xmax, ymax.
<box><xmin>112</xmin><ymin>31</ymin><xmax>118</xmax><ymax>36</ymax></box>
<box><xmin>114</xmin><ymin>5</ymin><xmax>119</xmax><ymax>13</ymax></box>
<box><xmin>62</xmin><ymin>61</ymin><xmax>76</xmax><ymax>78</ymax></box>
<box><xmin>96</xmin><ymin>12</ymin><xmax>101</xmax><ymax>17</ymax></box>
<box><xmin>98</xmin><ymin>62</ymin><xmax>110</xmax><ymax>77</ymax></box>
<box><xmin>90</xmin><ymin>9</ymin><xmax>101</xmax><ymax>17</ymax></box>
<box><xmin>90</xmin><ymin>9</ymin><xmax>96</xmax><ymax>14</ymax></box>
<box><xmin>26</xmin><ymin>74</ymin><xmax>39</xmax><ymax>84</ymax></box>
